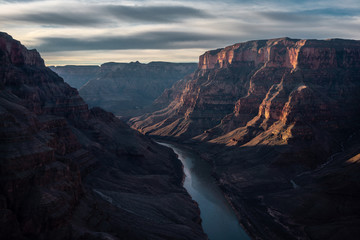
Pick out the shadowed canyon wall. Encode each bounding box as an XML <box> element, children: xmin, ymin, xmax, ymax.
<box><xmin>0</xmin><ymin>32</ymin><xmax>206</xmax><ymax>240</ymax></box>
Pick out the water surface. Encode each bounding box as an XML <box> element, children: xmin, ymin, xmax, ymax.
<box><xmin>158</xmin><ymin>142</ymin><xmax>251</xmax><ymax>240</ymax></box>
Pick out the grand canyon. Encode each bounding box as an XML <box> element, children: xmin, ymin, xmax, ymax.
<box><xmin>1</xmin><ymin>4</ymin><xmax>360</xmax><ymax>240</ymax></box>
<box><xmin>50</xmin><ymin>62</ymin><xmax>197</xmax><ymax>118</ymax></box>
<box><xmin>130</xmin><ymin>38</ymin><xmax>360</xmax><ymax>239</ymax></box>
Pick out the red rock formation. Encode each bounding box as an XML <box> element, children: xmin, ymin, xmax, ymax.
<box><xmin>0</xmin><ymin>32</ymin><xmax>206</xmax><ymax>240</ymax></box>
<box><xmin>131</xmin><ymin>37</ymin><xmax>360</xmax><ymax>145</ymax></box>
<box><xmin>131</xmin><ymin>37</ymin><xmax>360</xmax><ymax>239</ymax></box>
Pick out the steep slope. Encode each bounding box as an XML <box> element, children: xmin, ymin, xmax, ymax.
<box><xmin>0</xmin><ymin>32</ymin><xmax>206</xmax><ymax>240</ymax></box>
<box><xmin>51</xmin><ymin>61</ymin><xmax>197</xmax><ymax>118</ymax></box>
<box><xmin>131</xmin><ymin>37</ymin><xmax>360</xmax><ymax>239</ymax></box>
<box><xmin>49</xmin><ymin>65</ymin><xmax>100</xmax><ymax>89</ymax></box>
<box><xmin>204</xmin><ymin>129</ymin><xmax>360</xmax><ymax>240</ymax></box>
<box><xmin>131</xmin><ymin>38</ymin><xmax>360</xmax><ymax>143</ymax></box>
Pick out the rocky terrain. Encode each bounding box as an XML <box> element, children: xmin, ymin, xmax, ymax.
<box><xmin>49</xmin><ymin>65</ymin><xmax>100</xmax><ymax>89</ymax></box>
<box><xmin>0</xmin><ymin>32</ymin><xmax>207</xmax><ymax>240</ymax></box>
<box><xmin>51</xmin><ymin>61</ymin><xmax>197</xmax><ymax>118</ymax></box>
<box><xmin>131</xmin><ymin>38</ymin><xmax>360</xmax><ymax>239</ymax></box>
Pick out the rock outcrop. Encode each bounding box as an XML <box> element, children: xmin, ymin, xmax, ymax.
<box><xmin>0</xmin><ymin>32</ymin><xmax>206</xmax><ymax>240</ymax></box>
<box><xmin>51</xmin><ymin>61</ymin><xmax>197</xmax><ymax>118</ymax></box>
<box><xmin>131</xmin><ymin>38</ymin><xmax>360</xmax><ymax>143</ymax></box>
<box><xmin>131</xmin><ymin>37</ymin><xmax>360</xmax><ymax>239</ymax></box>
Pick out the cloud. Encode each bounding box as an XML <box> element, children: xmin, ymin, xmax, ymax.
<box><xmin>107</xmin><ymin>5</ymin><xmax>210</xmax><ymax>22</ymax></box>
<box><xmin>36</xmin><ymin>31</ymin><xmax>230</xmax><ymax>52</ymax></box>
<box><xmin>259</xmin><ymin>8</ymin><xmax>360</xmax><ymax>23</ymax></box>
<box><xmin>1</xmin><ymin>4</ymin><xmax>210</xmax><ymax>26</ymax></box>
<box><xmin>9</xmin><ymin>12</ymin><xmax>108</xmax><ymax>26</ymax></box>
<box><xmin>259</xmin><ymin>11</ymin><xmax>319</xmax><ymax>23</ymax></box>
<box><xmin>1</xmin><ymin>0</ymin><xmax>359</xmax><ymax>65</ymax></box>
<box><xmin>0</xmin><ymin>0</ymin><xmax>40</xmax><ymax>2</ymax></box>
<box><xmin>301</xmin><ymin>8</ymin><xmax>360</xmax><ymax>17</ymax></box>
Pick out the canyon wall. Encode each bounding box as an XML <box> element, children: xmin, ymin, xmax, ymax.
<box><xmin>131</xmin><ymin>37</ymin><xmax>360</xmax><ymax>239</ymax></box>
<box><xmin>131</xmin><ymin>37</ymin><xmax>360</xmax><ymax>145</ymax></box>
<box><xmin>0</xmin><ymin>32</ymin><xmax>206</xmax><ymax>240</ymax></box>
<box><xmin>51</xmin><ymin>61</ymin><xmax>197</xmax><ymax>118</ymax></box>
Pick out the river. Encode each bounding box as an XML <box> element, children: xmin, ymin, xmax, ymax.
<box><xmin>158</xmin><ymin>142</ymin><xmax>251</xmax><ymax>240</ymax></box>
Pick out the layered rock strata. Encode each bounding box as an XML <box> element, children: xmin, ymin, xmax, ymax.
<box><xmin>131</xmin><ymin>37</ymin><xmax>360</xmax><ymax>239</ymax></box>
<box><xmin>0</xmin><ymin>32</ymin><xmax>206</xmax><ymax>240</ymax></box>
<box><xmin>51</xmin><ymin>61</ymin><xmax>197</xmax><ymax>117</ymax></box>
<box><xmin>131</xmin><ymin>38</ymin><xmax>360</xmax><ymax>143</ymax></box>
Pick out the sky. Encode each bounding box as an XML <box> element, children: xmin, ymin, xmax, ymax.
<box><xmin>0</xmin><ymin>0</ymin><xmax>359</xmax><ymax>65</ymax></box>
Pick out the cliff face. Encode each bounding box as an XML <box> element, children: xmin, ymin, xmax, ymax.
<box><xmin>131</xmin><ymin>37</ymin><xmax>360</xmax><ymax>144</ymax></box>
<box><xmin>131</xmin><ymin>37</ymin><xmax>360</xmax><ymax>239</ymax></box>
<box><xmin>0</xmin><ymin>32</ymin><xmax>206</xmax><ymax>240</ymax></box>
<box><xmin>51</xmin><ymin>61</ymin><xmax>197</xmax><ymax>118</ymax></box>
<box><xmin>49</xmin><ymin>65</ymin><xmax>100</xmax><ymax>89</ymax></box>
<box><xmin>198</xmin><ymin>38</ymin><xmax>359</xmax><ymax>70</ymax></box>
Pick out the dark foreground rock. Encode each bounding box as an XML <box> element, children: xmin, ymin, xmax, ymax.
<box><xmin>0</xmin><ymin>32</ymin><xmax>206</xmax><ymax>240</ymax></box>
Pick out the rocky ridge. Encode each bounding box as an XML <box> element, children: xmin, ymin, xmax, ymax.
<box><xmin>0</xmin><ymin>32</ymin><xmax>206</xmax><ymax>240</ymax></box>
<box><xmin>51</xmin><ymin>61</ymin><xmax>197</xmax><ymax>118</ymax></box>
<box><xmin>131</xmin><ymin>38</ymin><xmax>360</xmax><ymax>143</ymax></box>
<box><xmin>130</xmin><ymin>37</ymin><xmax>360</xmax><ymax>239</ymax></box>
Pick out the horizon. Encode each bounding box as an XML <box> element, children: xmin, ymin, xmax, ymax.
<box><xmin>46</xmin><ymin>36</ymin><xmax>360</xmax><ymax>66</ymax></box>
<box><xmin>1</xmin><ymin>0</ymin><xmax>359</xmax><ymax>65</ymax></box>
<box><xmin>47</xmin><ymin>60</ymin><xmax>198</xmax><ymax>67</ymax></box>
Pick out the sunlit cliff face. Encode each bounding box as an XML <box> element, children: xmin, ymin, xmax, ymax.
<box><xmin>199</xmin><ymin>39</ymin><xmax>308</xmax><ymax>70</ymax></box>
<box><xmin>0</xmin><ymin>0</ymin><xmax>359</xmax><ymax>65</ymax></box>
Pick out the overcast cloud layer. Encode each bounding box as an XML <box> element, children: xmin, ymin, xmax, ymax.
<box><xmin>0</xmin><ymin>0</ymin><xmax>359</xmax><ymax>65</ymax></box>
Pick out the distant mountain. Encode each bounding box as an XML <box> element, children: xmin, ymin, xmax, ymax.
<box><xmin>51</xmin><ymin>61</ymin><xmax>197</xmax><ymax>118</ymax></box>
<box><xmin>0</xmin><ymin>32</ymin><xmax>206</xmax><ymax>240</ymax></box>
<box><xmin>130</xmin><ymin>37</ymin><xmax>360</xmax><ymax>239</ymax></box>
<box><xmin>49</xmin><ymin>65</ymin><xmax>100</xmax><ymax>89</ymax></box>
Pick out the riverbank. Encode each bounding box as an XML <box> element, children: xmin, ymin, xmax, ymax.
<box><xmin>157</xmin><ymin>141</ymin><xmax>251</xmax><ymax>240</ymax></box>
<box><xmin>151</xmin><ymin>137</ymin><xmax>296</xmax><ymax>240</ymax></box>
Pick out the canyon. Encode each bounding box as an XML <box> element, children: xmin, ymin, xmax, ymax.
<box><xmin>2</xmin><ymin>31</ymin><xmax>360</xmax><ymax>240</ymax></box>
<box><xmin>0</xmin><ymin>32</ymin><xmax>206</xmax><ymax>240</ymax></box>
<box><xmin>131</xmin><ymin>38</ymin><xmax>360</xmax><ymax>239</ymax></box>
<box><xmin>51</xmin><ymin>62</ymin><xmax>197</xmax><ymax>118</ymax></box>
